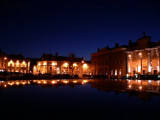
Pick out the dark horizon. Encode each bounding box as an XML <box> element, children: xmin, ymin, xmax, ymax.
<box><xmin>1</xmin><ymin>0</ymin><xmax>160</xmax><ymax>60</ymax></box>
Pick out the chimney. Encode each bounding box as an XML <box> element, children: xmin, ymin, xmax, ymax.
<box><xmin>143</xmin><ymin>32</ymin><xmax>146</xmax><ymax>37</ymax></box>
<box><xmin>55</xmin><ymin>52</ymin><xmax>58</xmax><ymax>57</ymax></box>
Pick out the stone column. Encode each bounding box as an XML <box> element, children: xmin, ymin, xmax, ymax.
<box><xmin>148</xmin><ymin>51</ymin><xmax>151</xmax><ymax>73</ymax></box>
<box><xmin>156</xmin><ymin>49</ymin><xmax>159</xmax><ymax>73</ymax></box>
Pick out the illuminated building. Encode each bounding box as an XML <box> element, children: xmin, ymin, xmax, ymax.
<box><xmin>127</xmin><ymin>33</ymin><xmax>160</xmax><ymax>76</ymax></box>
<box><xmin>91</xmin><ymin>45</ymin><xmax>127</xmax><ymax>77</ymax></box>
<box><xmin>91</xmin><ymin>32</ymin><xmax>160</xmax><ymax>77</ymax></box>
<box><xmin>33</xmin><ymin>53</ymin><xmax>91</xmax><ymax>77</ymax></box>
<box><xmin>0</xmin><ymin>54</ymin><xmax>30</xmax><ymax>73</ymax></box>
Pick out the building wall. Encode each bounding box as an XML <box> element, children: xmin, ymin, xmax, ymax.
<box><xmin>0</xmin><ymin>56</ymin><xmax>30</xmax><ymax>73</ymax></box>
<box><xmin>33</xmin><ymin>60</ymin><xmax>91</xmax><ymax>77</ymax></box>
<box><xmin>127</xmin><ymin>47</ymin><xmax>160</xmax><ymax>76</ymax></box>
<box><xmin>91</xmin><ymin>48</ymin><xmax>127</xmax><ymax>77</ymax></box>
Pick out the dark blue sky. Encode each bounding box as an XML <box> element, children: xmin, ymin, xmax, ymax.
<box><xmin>0</xmin><ymin>0</ymin><xmax>160</xmax><ymax>60</ymax></box>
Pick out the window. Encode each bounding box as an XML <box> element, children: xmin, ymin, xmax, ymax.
<box><xmin>111</xmin><ymin>70</ymin><xmax>113</xmax><ymax>75</ymax></box>
<box><xmin>1</xmin><ymin>63</ymin><xmax>3</xmax><ymax>67</ymax></box>
<box><xmin>119</xmin><ymin>69</ymin><xmax>121</xmax><ymax>75</ymax></box>
<box><xmin>115</xmin><ymin>69</ymin><xmax>117</xmax><ymax>76</ymax></box>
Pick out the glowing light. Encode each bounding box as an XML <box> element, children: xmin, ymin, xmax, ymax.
<box><xmin>148</xmin><ymin>65</ymin><xmax>151</xmax><ymax>72</ymax></box>
<box><xmin>126</xmin><ymin>74</ymin><xmax>129</xmax><ymax>77</ymax></box>
<box><xmin>119</xmin><ymin>69</ymin><xmax>121</xmax><ymax>75</ymax></box>
<box><xmin>139</xmin><ymin>52</ymin><xmax>142</xmax><ymax>56</ymax></box>
<box><xmin>128</xmin><ymin>55</ymin><xmax>131</xmax><ymax>58</ymax></box>
<box><xmin>38</xmin><ymin>81</ymin><xmax>41</xmax><ymax>84</ymax></box>
<box><xmin>43</xmin><ymin>81</ymin><xmax>47</xmax><ymax>84</ymax></box>
<box><xmin>4</xmin><ymin>84</ymin><xmax>7</xmax><ymax>87</ymax></box>
<box><xmin>16</xmin><ymin>61</ymin><xmax>19</xmax><ymax>67</ymax></box>
<box><xmin>82</xmin><ymin>80</ymin><xmax>88</xmax><ymax>84</ymax></box>
<box><xmin>51</xmin><ymin>81</ymin><xmax>57</xmax><ymax>84</ymax></box>
<box><xmin>22</xmin><ymin>82</ymin><xmax>26</xmax><ymax>85</ymax></box>
<box><xmin>21</xmin><ymin>61</ymin><xmax>27</xmax><ymax>67</ymax></box>
<box><xmin>128</xmin><ymin>85</ymin><xmax>131</xmax><ymax>88</ymax></box>
<box><xmin>115</xmin><ymin>69</ymin><xmax>117</xmax><ymax>76</ymax></box>
<box><xmin>52</xmin><ymin>62</ymin><xmax>56</xmax><ymax>66</ymax></box>
<box><xmin>82</xmin><ymin>60</ymin><xmax>84</xmax><ymax>63</ymax></box>
<box><xmin>73</xmin><ymin>63</ymin><xmax>77</xmax><ymax>67</ymax></box>
<box><xmin>138</xmin><ymin>66</ymin><xmax>141</xmax><ymax>72</ymax></box>
<box><xmin>139</xmin><ymin>86</ymin><xmax>142</xmax><ymax>90</ymax></box>
<box><xmin>4</xmin><ymin>57</ymin><xmax>7</xmax><ymax>60</ymax></box>
<box><xmin>16</xmin><ymin>82</ymin><xmax>20</xmax><ymax>85</ymax></box>
<box><xmin>73</xmin><ymin>80</ymin><xmax>77</xmax><ymax>83</ymax></box>
<box><xmin>63</xmin><ymin>63</ymin><xmax>68</xmax><ymax>67</ymax></box>
<box><xmin>34</xmin><ymin>66</ymin><xmax>37</xmax><ymax>70</ymax></box>
<box><xmin>63</xmin><ymin>80</ymin><xmax>68</xmax><ymax>84</ymax></box>
<box><xmin>83</xmin><ymin>64</ymin><xmax>88</xmax><ymax>69</ymax></box>
<box><xmin>157</xmin><ymin>66</ymin><xmax>159</xmax><ymax>72</ymax></box>
<box><xmin>8</xmin><ymin>60</ymin><xmax>14</xmax><ymax>67</ymax></box>
<box><xmin>148</xmin><ymin>80</ymin><xmax>151</xmax><ymax>83</ymax></box>
<box><xmin>138</xmin><ymin>80</ymin><xmax>141</xmax><ymax>83</ymax></box>
<box><xmin>43</xmin><ymin>62</ymin><xmax>47</xmax><ymax>65</ymax></box>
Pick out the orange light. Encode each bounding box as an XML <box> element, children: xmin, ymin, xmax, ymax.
<box><xmin>139</xmin><ymin>53</ymin><xmax>142</xmax><ymax>56</ymax></box>
<box><xmin>139</xmin><ymin>86</ymin><xmax>142</xmax><ymax>90</ymax></box>
<box><xmin>52</xmin><ymin>81</ymin><xmax>57</xmax><ymax>84</ymax></box>
<box><xmin>4</xmin><ymin>57</ymin><xmax>7</xmax><ymax>60</ymax></box>
<box><xmin>63</xmin><ymin>63</ymin><xmax>68</xmax><ymax>67</ymax></box>
<box><xmin>16</xmin><ymin>82</ymin><xmax>20</xmax><ymax>85</ymax></box>
<box><xmin>83</xmin><ymin>64</ymin><xmax>88</xmax><ymax>69</ymax></box>
<box><xmin>63</xmin><ymin>80</ymin><xmax>68</xmax><ymax>84</ymax></box>
<box><xmin>73</xmin><ymin>80</ymin><xmax>77</xmax><ymax>83</ymax></box>
<box><xmin>128</xmin><ymin>55</ymin><xmax>131</xmax><ymax>58</ymax></box>
<box><xmin>73</xmin><ymin>63</ymin><xmax>77</xmax><ymax>67</ymax></box>
<box><xmin>52</xmin><ymin>63</ymin><xmax>56</xmax><ymax>66</ymax></box>
<box><xmin>43</xmin><ymin>62</ymin><xmax>47</xmax><ymax>65</ymax></box>
<box><xmin>43</xmin><ymin>81</ymin><xmax>47</xmax><ymax>84</ymax></box>
<box><xmin>38</xmin><ymin>81</ymin><xmax>41</xmax><ymax>84</ymax></box>
<box><xmin>128</xmin><ymin>85</ymin><xmax>131</xmax><ymax>88</ymax></box>
<box><xmin>82</xmin><ymin>80</ymin><xmax>88</xmax><ymax>84</ymax></box>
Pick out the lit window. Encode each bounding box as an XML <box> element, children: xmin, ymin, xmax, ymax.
<box><xmin>128</xmin><ymin>55</ymin><xmax>131</xmax><ymax>58</ymax></box>
<box><xmin>21</xmin><ymin>61</ymin><xmax>27</xmax><ymax>67</ymax></box>
<box><xmin>16</xmin><ymin>61</ymin><xmax>19</xmax><ymax>67</ymax></box>
<box><xmin>119</xmin><ymin>69</ymin><xmax>121</xmax><ymax>75</ymax></box>
<box><xmin>73</xmin><ymin>63</ymin><xmax>77</xmax><ymax>67</ymax></box>
<box><xmin>52</xmin><ymin>62</ymin><xmax>57</xmax><ymax>66</ymax></box>
<box><xmin>63</xmin><ymin>63</ymin><xmax>68</xmax><ymax>67</ymax></box>
<box><xmin>43</xmin><ymin>62</ymin><xmax>47</xmax><ymax>65</ymax></box>
<box><xmin>115</xmin><ymin>69</ymin><xmax>117</xmax><ymax>76</ymax></box>
<box><xmin>83</xmin><ymin>64</ymin><xmax>88</xmax><ymax>70</ymax></box>
<box><xmin>8</xmin><ymin>60</ymin><xmax>14</xmax><ymax>67</ymax></box>
<box><xmin>111</xmin><ymin>70</ymin><xmax>113</xmax><ymax>75</ymax></box>
<box><xmin>34</xmin><ymin>66</ymin><xmax>37</xmax><ymax>70</ymax></box>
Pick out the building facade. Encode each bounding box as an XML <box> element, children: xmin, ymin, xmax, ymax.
<box><xmin>91</xmin><ymin>46</ymin><xmax>127</xmax><ymax>77</ymax></box>
<box><xmin>127</xmin><ymin>33</ymin><xmax>160</xmax><ymax>76</ymax></box>
<box><xmin>33</xmin><ymin>54</ymin><xmax>91</xmax><ymax>77</ymax></box>
<box><xmin>91</xmin><ymin>33</ymin><xmax>160</xmax><ymax>77</ymax></box>
<box><xmin>0</xmin><ymin>54</ymin><xmax>30</xmax><ymax>73</ymax></box>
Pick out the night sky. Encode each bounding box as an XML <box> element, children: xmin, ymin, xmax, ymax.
<box><xmin>1</xmin><ymin>0</ymin><xmax>160</xmax><ymax>60</ymax></box>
